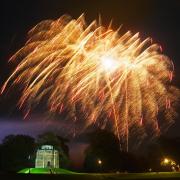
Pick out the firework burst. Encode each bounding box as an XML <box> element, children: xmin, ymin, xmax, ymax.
<box><xmin>2</xmin><ymin>14</ymin><xmax>179</xmax><ymax>150</ymax></box>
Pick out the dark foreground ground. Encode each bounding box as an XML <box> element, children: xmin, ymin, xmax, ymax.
<box><xmin>1</xmin><ymin>172</ymin><xmax>180</xmax><ymax>180</ymax></box>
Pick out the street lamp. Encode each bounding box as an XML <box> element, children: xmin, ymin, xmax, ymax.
<box><xmin>161</xmin><ymin>157</ymin><xmax>179</xmax><ymax>171</ymax></box>
<box><xmin>98</xmin><ymin>159</ymin><xmax>102</xmax><ymax>165</ymax></box>
<box><xmin>97</xmin><ymin>159</ymin><xmax>103</xmax><ymax>172</ymax></box>
<box><xmin>163</xmin><ymin>158</ymin><xmax>170</xmax><ymax>164</ymax></box>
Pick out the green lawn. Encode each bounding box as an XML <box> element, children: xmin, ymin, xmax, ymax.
<box><xmin>75</xmin><ymin>172</ymin><xmax>180</xmax><ymax>179</ymax></box>
<box><xmin>18</xmin><ymin>168</ymin><xmax>75</xmax><ymax>174</ymax></box>
<box><xmin>18</xmin><ymin>169</ymin><xmax>180</xmax><ymax>179</ymax></box>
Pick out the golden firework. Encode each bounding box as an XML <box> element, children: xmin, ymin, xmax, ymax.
<box><xmin>2</xmin><ymin>14</ymin><xmax>179</xmax><ymax>150</ymax></box>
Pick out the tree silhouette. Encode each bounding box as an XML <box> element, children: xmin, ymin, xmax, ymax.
<box><xmin>0</xmin><ymin>134</ymin><xmax>35</xmax><ymax>172</ymax></box>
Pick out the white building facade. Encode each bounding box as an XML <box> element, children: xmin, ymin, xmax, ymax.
<box><xmin>35</xmin><ymin>145</ymin><xmax>59</xmax><ymax>168</ymax></box>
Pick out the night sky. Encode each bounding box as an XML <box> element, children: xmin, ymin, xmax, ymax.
<box><xmin>0</xmin><ymin>0</ymin><xmax>180</xmax><ymax>167</ymax></box>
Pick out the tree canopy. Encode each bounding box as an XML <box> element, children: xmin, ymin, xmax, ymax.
<box><xmin>0</xmin><ymin>134</ymin><xmax>35</xmax><ymax>171</ymax></box>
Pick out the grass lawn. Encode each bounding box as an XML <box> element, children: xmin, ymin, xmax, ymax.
<box><xmin>16</xmin><ymin>168</ymin><xmax>180</xmax><ymax>179</ymax></box>
<box><xmin>18</xmin><ymin>168</ymin><xmax>75</xmax><ymax>174</ymax></box>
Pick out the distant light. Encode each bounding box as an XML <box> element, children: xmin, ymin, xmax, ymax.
<box><xmin>164</xmin><ymin>158</ymin><xmax>169</xmax><ymax>164</ymax></box>
<box><xmin>161</xmin><ymin>157</ymin><xmax>177</xmax><ymax>167</ymax></box>
<box><xmin>148</xmin><ymin>168</ymin><xmax>152</xmax><ymax>172</ymax></box>
<box><xmin>98</xmin><ymin>159</ymin><xmax>102</xmax><ymax>165</ymax></box>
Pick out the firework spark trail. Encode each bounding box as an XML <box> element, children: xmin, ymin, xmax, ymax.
<box><xmin>1</xmin><ymin>14</ymin><xmax>180</xmax><ymax>150</ymax></box>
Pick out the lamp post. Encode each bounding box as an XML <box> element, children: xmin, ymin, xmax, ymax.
<box><xmin>161</xmin><ymin>157</ymin><xmax>179</xmax><ymax>171</ymax></box>
<box><xmin>97</xmin><ymin>159</ymin><xmax>102</xmax><ymax>172</ymax></box>
<box><xmin>98</xmin><ymin>159</ymin><xmax>102</xmax><ymax>165</ymax></box>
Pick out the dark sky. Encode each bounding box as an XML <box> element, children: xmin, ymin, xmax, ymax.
<box><xmin>0</xmin><ymin>0</ymin><xmax>180</xmax><ymax>141</ymax></box>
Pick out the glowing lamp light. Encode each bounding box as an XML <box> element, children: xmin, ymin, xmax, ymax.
<box><xmin>97</xmin><ymin>159</ymin><xmax>102</xmax><ymax>165</ymax></box>
<box><xmin>164</xmin><ymin>158</ymin><xmax>169</xmax><ymax>164</ymax></box>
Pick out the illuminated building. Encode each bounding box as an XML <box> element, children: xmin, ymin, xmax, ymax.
<box><xmin>35</xmin><ymin>145</ymin><xmax>59</xmax><ymax>168</ymax></box>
